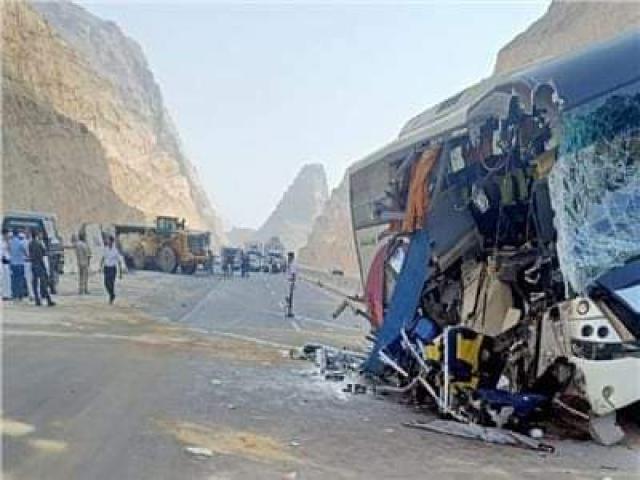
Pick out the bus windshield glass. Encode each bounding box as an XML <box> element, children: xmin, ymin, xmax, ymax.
<box><xmin>549</xmin><ymin>81</ymin><xmax>640</xmax><ymax>292</ymax></box>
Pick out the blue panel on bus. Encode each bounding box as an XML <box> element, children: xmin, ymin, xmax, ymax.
<box><xmin>363</xmin><ymin>228</ymin><xmax>432</xmax><ymax>373</ymax></box>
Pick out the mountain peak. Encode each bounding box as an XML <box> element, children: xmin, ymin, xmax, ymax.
<box><xmin>253</xmin><ymin>164</ymin><xmax>329</xmax><ymax>252</ymax></box>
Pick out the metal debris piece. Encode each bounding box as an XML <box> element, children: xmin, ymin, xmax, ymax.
<box><xmin>528</xmin><ymin>428</ymin><xmax>544</xmax><ymax>439</ymax></box>
<box><xmin>325</xmin><ymin>372</ymin><xmax>345</xmax><ymax>382</ymax></box>
<box><xmin>292</xmin><ymin>343</ymin><xmax>365</xmax><ymax>371</ymax></box>
<box><xmin>589</xmin><ymin>413</ymin><xmax>625</xmax><ymax>446</ymax></box>
<box><xmin>289</xmin><ymin>348</ymin><xmax>308</xmax><ymax>360</ymax></box>
<box><xmin>404</xmin><ymin>420</ymin><xmax>555</xmax><ymax>452</ymax></box>
<box><xmin>184</xmin><ymin>446</ymin><xmax>213</xmax><ymax>458</ymax></box>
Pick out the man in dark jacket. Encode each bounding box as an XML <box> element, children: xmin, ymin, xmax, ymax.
<box><xmin>285</xmin><ymin>251</ymin><xmax>297</xmax><ymax>318</ymax></box>
<box><xmin>28</xmin><ymin>229</ymin><xmax>55</xmax><ymax>307</ymax></box>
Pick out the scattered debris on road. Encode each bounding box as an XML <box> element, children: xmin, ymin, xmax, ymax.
<box><xmin>184</xmin><ymin>446</ymin><xmax>214</xmax><ymax>458</ymax></box>
<box><xmin>159</xmin><ymin>420</ymin><xmax>297</xmax><ymax>464</ymax></box>
<box><xmin>404</xmin><ymin>420</ymin><xmax>554</xmax><ymax>452</ymax></box>
<box><xmin>27</xmin><ymin>438</ymin><xmax>68</xmax><ymax>453</ymax></box>
<box><xmin>0</xmin><ymin>416</ymin><xmax>36</xmax><ymax>437</ymax></box>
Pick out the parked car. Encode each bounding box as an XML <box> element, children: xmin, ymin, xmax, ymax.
<box><xmin>2</xmin><ymin>210</ymin><xmax>65</xmax><ymax>293</ymax></box>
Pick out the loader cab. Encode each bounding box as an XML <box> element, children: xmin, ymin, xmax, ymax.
<box><xmin>187</xmin><ymin>231</ymin><xmax>211</xmax><ymax>257</ymax></box>
<box><xmin>156</xmin><ymin>216</ymin><xmax>185</xmax><ymax>235</ymax></box>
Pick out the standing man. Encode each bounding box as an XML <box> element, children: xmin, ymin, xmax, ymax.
<box><xmin>285</xmin><ymin>251</ymin><xmax>297</xmax><ymax>318</ymax></box>
<box><xmin>1</xmin><ymin>229</ymin><xmax>12</xmax><ymax>300</ymax></box>
<box><xmin>100</xmin><ymin>235</ymin><xmax>122</xmax><ymax>304</ymax></box>
<box><xmin>28</xmin><ymin>229</ymin><xmax>55</xmax><ymax>307</ymax></box>
<box><xmin>74</xmin><ymin>233</ymin><xmax>91</xmax><ymax>294</ymax></box>
<box><xmin>241</xmin><ymin>251</ymin><xmax>249</xmax><ymax>278</ymax></box>
<box><xmin>9</xmin><ymin>229</ymin><xmax>28</xmax><ymax>300</ymax></box>
<box><xmin>22</xmin><ymin>230</ymin><xmax>34</xmax><ymax>301</ymax></box>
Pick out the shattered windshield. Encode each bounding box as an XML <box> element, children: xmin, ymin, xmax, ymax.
<box><xmin>549</xmin><ymin>84</ymin><xmax>640</xmax><ymax>293</ymax></box>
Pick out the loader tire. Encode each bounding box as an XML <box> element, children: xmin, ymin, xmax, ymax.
<box><xmin>157</xmin><ymin>246</ymin><xmax>178</xmax><ymax>273</ymax></box>
<box><xmin>132</xmin><ymin>245</ymin><xmax>146</xmax><ymax>270</ymax></box>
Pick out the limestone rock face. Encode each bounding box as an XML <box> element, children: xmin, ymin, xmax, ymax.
<box><xmin>298</xmin><ymin>174</ymin><xmax>359</xmax><ymax>278</ymax></box>
<box><xmin>253</xmin><ymin>164</ymin><xmax>328</xmax><ymax>252</ymax></box>
<box><xmin>494</xmin><ymin>0</ymin><xmax>640</xmax><ymax>75</ymax></box>
<box><xmin>2</xmin><ymin>0</ymin><xmax>223</xmax><ymax>243</ymax></box>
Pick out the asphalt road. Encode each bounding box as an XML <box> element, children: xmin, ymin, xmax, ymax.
<box><xmin>177</xmin><ymin>272</ymin><xmax>368</xmax><ymax>349</ymax></box>
<box><xmin>2</xmin><ymin>271</ymin><xmax>638</xmax><ymax>479</ymax></box>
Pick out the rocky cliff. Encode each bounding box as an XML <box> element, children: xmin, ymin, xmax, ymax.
<box><xmin>298</xmin><ymin>174</ymin><xmax>359</xmax><ymax>278</ymax></box>
<box><xmin>253</xmin><ymin>164</ymin><xmax>328</xmax><ymax>252</ymax></box>
<box><xmin>494</xmin><ymin>0</ymin><xmax>640</xmax><ymax>74</ymax></box>
<box><xmin>2</xmin><ymin>0</ymin><xmax>223</xmax><ymax>243</ymax></box>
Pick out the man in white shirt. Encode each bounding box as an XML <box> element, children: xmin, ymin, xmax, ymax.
<box><xmin>99</xmin><ymin>235</ymin><xmax>123</xmax><ymax>304</ymax></box>
<box><xmin>9</xmin><ymin>229</ymin><xmax>28</xmax><ymax>300</ymax></box>
<box><xmin>1</xmin><ymin>229</ymin><xmax>12</xmax><ymax>300</ymax></box>
<box><xmin>22</xmin><ymin>231</ymin><xmax>34</xmax><ymax>301</ymax></box>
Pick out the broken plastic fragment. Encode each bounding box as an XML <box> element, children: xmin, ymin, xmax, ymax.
<box><xmin>184</xmin><ymin>446</ymin><xmax>213</xmax><ymax>457</ymax></box>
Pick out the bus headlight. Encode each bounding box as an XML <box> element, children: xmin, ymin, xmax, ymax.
<box><xmin>577</xmin><ymin>299</ymin><xmax>590</xmax><ymax>315</ymax></box>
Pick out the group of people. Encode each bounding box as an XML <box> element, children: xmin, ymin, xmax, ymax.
<box><xmin>1</xmin><ymin>228</ymin><xmax>56</xmax><ymax>306</ymax></box>
<box><xmin>1</xmin><ymin>229</ymin><xmax>124</xmax><ymax>306</ymax></box>
<box><xmin>221</xmin><ymin>251</ymin><xmax>251</xmax><ymax>278</ymax></box>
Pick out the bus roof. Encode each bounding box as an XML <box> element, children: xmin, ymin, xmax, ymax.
<box><xmin>350</xmin><ymin>29</ymin><xmax>640</xmax><ymax>175</ymax></box>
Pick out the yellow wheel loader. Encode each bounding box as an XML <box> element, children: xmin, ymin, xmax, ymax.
<box><xmin>117</xmin><ymin>216</ymin><xmax>212</xmax><ymax>274</ymax></box>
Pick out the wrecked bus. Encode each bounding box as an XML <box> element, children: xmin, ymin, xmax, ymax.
<box><xmin>348</xmin><ymin>31</ymin><xmax>640</xmax><ymax>444</ymax></box>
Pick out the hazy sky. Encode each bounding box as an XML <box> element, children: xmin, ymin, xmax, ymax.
<box><xmin>79</xmin><ymin>1</ymin><xmax>550</xmax><ymax>229</ymax></box>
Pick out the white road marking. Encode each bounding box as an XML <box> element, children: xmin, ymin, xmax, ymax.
<box><xmin>0</xmin><ymin>318</ymin><xmax>73</xmax><ymax>327</ymax></box>
<box><xmin>260</xmin><ymin>308</ymin><xmax>362</xmax><ymax>333</ymax></box>
<box><xmin>3</xmin><ymin>329</ymin><xmax>141</xmax><ymax>342</ymax></box>
<box><xmin>298</xmin><ymin>314</ymin><xmax>362</xmax><ymax>331</ymax></box>
<box><xmin>3</xmin><ymin>327</ymin><xmax>296</xmax><ymax>350</ymax></box>
<box><xmin>179</xmin><ymin>290</ymin><xmax>215</xmax><ymax>323</ymax></box>
<box><xmin>187</xmin><ymin>328</ymin><xmax>295</xmax><ymax>349</ymax></box>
